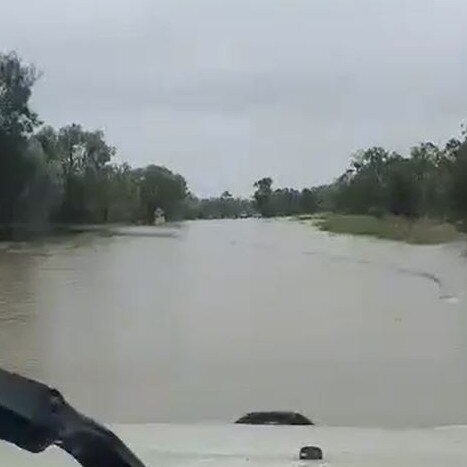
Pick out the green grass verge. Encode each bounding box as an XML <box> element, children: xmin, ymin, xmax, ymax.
<box><xmin>312</xmin><ymin>214</ymin><xmax>461</xmax><ymax>245</ymax></box>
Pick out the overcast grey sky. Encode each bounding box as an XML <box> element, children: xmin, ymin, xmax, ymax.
<box><xmin>2</xmin><ymin>0</ymin><xmax>467</xmax><ymax>196</ymax></box>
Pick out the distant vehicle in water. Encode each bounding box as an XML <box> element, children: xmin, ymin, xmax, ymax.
<box><xmin>239</xmin><ymin>211</ymin><xmax>249</xmax><ymax>219</ymax></box>
<box><xmin>235</xmin><ymin>411</ymin><xmax>314</xmax><ymax>426</ymax></box>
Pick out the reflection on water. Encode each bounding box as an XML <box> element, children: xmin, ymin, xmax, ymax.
<box><xmin>0</xmin><ymin>220</ymin><xmax>466</xmax><ymax>427</ymax></box>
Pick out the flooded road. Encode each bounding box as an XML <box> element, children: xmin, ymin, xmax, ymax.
<box><xmin>0</xmin><ymin>220</ymin><xmax>466</xmax><ymax>427</ymax></box>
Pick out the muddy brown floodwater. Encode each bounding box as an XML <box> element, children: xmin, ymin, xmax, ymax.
<box><xmin>0</xmin><ymin>219</ymin><xmax>466</xmax><ymax>427</ymax></box>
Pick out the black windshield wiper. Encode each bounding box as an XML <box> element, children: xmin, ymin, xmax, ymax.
<box><xmin>0</xmin><ymin>368</ymin><xmax>147</xmax><ymax>467</ymax></box>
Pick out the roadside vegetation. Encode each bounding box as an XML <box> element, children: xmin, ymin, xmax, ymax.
<box><xmin>0</xmin><ymin>52</ymin><xmax>253</xmax><ymax>236</ymax></box>
<box><xmin>313</xmin><ymin>214</ymin><xmax>460</xmax><ymax>244</ymax></box>
<box><xmin>0</xmin><ymin>52</ymin><xmax>188</xmax><ymax>239</ymax></box>
<box><xmin>251</xmin><ymin>138</ymin><xmax>467</xmax><ymax>244</ymax></box>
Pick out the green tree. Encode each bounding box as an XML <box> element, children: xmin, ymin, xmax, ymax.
<box><xmin>408</xmin><ymin>142</ymin><xmax>441</xmax><ymax>216</ymax></box>
<box><xmin>385</xmin><ymin>157</ymin><xmax>418</xmax><ymax>216</ymax></box>
<box><xmin>0</xmin><ymin>52</ymin><xmax>39</xmax><ymax>136</ymax></box>
<box><xmin>253</xmin><ymin>177</ymin><xmax>273</xmax><ymax>217</ymax></box>
<box><xmin>300</xmin><ymin>188</ymin><xmax>318</xmax><ymax>214</ymax></box>
<box><xmin>270</xmin><ymin>188</ymin><xmax>301</xmax><ymax>216</ymax></box>
<box><xmin>219</xmin><ymin>191</ymin><xmax>234</xmax><ymax>218</ymax></box>
<box><xmin>137</xmin><ymin>165</ymin><xmax>187</xmax><ymax>223</ymax></box>
<box><xmin>37</xmin><ymin>124</ymin><xmax>115</xmax><ymax>222</ymax></box>
<box><xmin>0</xmin><ymin>52</ymin><xmax>40</xmax><ymax>233</ymax></box>
<box><xmin>448</xmin><ymin>140</ymin><xmax>467</xmax><ymax>219</ymax></box>
<box><xmin>103</xmin><ymin>163</ymin><xmax>141</xmax><ymax>223</ymax></box>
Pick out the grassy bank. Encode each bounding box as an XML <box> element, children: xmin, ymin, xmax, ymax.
<box><xmin>309</xmin><ymin>214</ymin><xmax>462</xmax><ymax>245</ymax></box>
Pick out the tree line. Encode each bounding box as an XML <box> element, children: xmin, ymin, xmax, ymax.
<box><xmin>332</xmin><ymin>141</ymin><xmax>467</xmax><ymax>222</ymax></box>
<box><xmin>0</xmin><ymin>52</ymin><xmax>188</xmax><ymax>238</ymax></box>
<box><xmin>3</xmin><ymin>51</ymin><xmax>467</xmax><ymax>235</ymax></box>
<box><xmin>252</xmin><ymin>137</ymin><xmax>467</xmax><ymax>226</ymax></box>
<box><xmin>182</xmin><ymin>191</ymin><xmax>255</xmax><ymax>219</ymax></box>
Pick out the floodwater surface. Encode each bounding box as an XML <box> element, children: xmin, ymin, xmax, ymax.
<box><xmin>0</xmin><ymin>220</ymin><xmax>466</xmax><ymax>427</ymax></box>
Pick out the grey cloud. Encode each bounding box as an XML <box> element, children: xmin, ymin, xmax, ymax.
<box><xmin>2</xmin><ymin>0</ymin><xmax>467</xmax><ymax>195</ymax></box>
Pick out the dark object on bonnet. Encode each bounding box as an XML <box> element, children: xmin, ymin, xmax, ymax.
<box><xmin>299</xmin><ymin>446</ymin><xmax>323</xmax><ymax>460</ymax></box>
<box><xmin>235</xmin><ymin>411</ymin><xmax>314</xmax><ymax>425</ymax></box>
<box><xmin>0</xmin><ymin>368</ymin><xmax>146</xmax><ymax>467</ymax></box>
